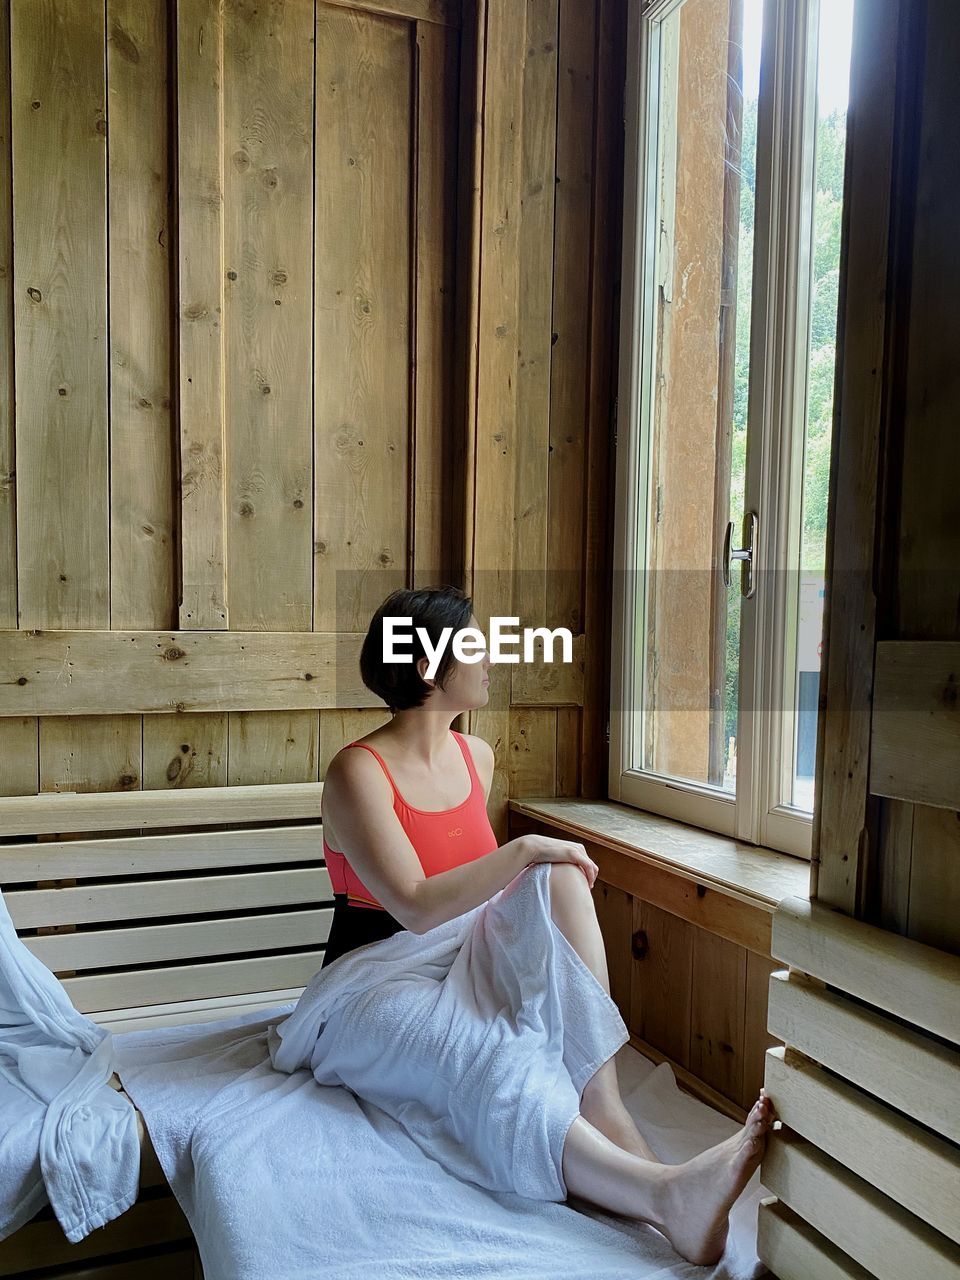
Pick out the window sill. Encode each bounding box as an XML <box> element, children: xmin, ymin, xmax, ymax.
<box><xmin>507</xmin><ymin>797</ymin><xmax>811</xmax><ymax>956</ymax></box>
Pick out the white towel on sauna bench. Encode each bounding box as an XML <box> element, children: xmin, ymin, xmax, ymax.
<box><xmin>0</xmin><ymin>890</ymin><xmax>140</xmax><ymax>1243</ymax></box>
<box><xmin>116</xmin><ymin>860</ymin><xmax>770</xmax><ymax>1279</ymax></box>
<box><xmin>268</xmin><ymin>859</ymin><xmax>631</xmax><ymax>1201</ymax></box>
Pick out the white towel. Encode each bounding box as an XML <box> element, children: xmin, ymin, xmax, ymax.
<box><xmin>268</xmin><ymin>860</ymin><xmax>631</xmax><ymax>1201</ymax></box>
<box><xmin>0</xmin><ymin>890</ymin><xmax>140</xmax><ymax>1242</ymax></box>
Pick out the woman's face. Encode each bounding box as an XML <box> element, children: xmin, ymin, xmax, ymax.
<box><xmin>431</xmin><ymin>612</ymin><xmax>491</xmax><ymax>710</ymax></box>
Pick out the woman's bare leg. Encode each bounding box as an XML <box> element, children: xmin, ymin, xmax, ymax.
<box><xmin>547</xmin><ymin>863</ymin><xmax>659</xmax><ymax>1161</ymax></box>
<box><xmin>561</xmin><ymin>1092</ymin><xmax>775</xmax><ymax>1266</ymax></box>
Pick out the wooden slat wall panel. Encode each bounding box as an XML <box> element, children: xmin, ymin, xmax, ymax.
<box><xmin>757</xmin><ymin>1199</ymin><xmax>879</xmax><ymax>1280</ymax></box>
<box><xmin>631</xmin><ymin>898</ymin><xmax>694</xmax><ymax>1069</ymax></box>
<box><xmin>548</xmin><ymin>0</ymin><xmax>595</xmax><ymax>638</ymax></box>
<box><xmin>224</xmin><ymin>0</ymin><xmax>314</xmax><ymax>632</ymax></box>
<box><xmin>762</xmin><ymin>1130</ymin><xmax>960</xmax><ymax>1280</ymax></box>
<box><xmin>227</xmin><ymin>709</ymin><xmax>320</xmax><ymax>785</ymax></box>
<box><xmin>0</xmin><ymin>825</ymin><xmax>325</xmax><ymax>880</ymax></box>
<box><xmin>11</xmin><ymin>0</ymin><xmax>109</xmax><ymax>631</ymax></box>
<box><xmin>765</xmin><ymin>1046</ymin><xmax>960</xmax><ymax>1243</ymax></box>
<box><xmin>689</xmin><ymin>928</ymin><xmax>746</xmax><ymax>1101</ymax></box>
<box><xmin>39</xmin><ymin>715</ymin><xmax>142</xmax><ymax>796</ymax></box>
<box><xmin>107</xmin><ymin>0</ymin><xmax>175</xmax><ymax>632</ymax></box>
<box><xmin>63</xmin><ymin>948</ymin><xmax>326</xmax><ymax>1013</ymax></box>
<box><xmin>412</xmin><ymin>19</ymin><xmax>460</xmax><ymax>584</ymax></box>
<box><xmin>322</xmin><ymin>0</ymin><xmax>460</xmax><ymax>24</ymax></box>
<box><xmin>0</xmin><ymin>0</ymin><xmax>13</xmax><ymax>632</ymax></box>
<box><xmin>177</xmin><ymin>0</ymin><xmax>227</xmax><ymax>630</ymax></box>
<box><xmin>0</xmin><ymin>717</ymin><xmax>38</xmax><ymax>796</ymax></box>
<box><xmin>313</xmin><ymin>4</ymin><xmax>411</xmax><ymax>633</ymax></box>
<box><xmin>142</xmin><ymin>710</ymin><xmax>229</xmax><ymax>790</ymax></box>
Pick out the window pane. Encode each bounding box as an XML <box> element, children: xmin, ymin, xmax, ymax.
<box><xmin>790</xmin><ymin>0</ymin><xmax>854</xmax><ymax>812</ymax></box>
<box><xmin>633</xmin><ymin>0</ymin><xmax>762</xmax><ymax>792</ymax></box>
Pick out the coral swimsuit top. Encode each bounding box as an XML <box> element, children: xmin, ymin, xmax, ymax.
<box><xmin>322</xmin><ymin>730</ymin><xmax>500</xmax><ymax>911</ymax></box>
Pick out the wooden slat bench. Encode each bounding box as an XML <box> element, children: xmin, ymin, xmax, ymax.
<box><xmin>0</xmin><ymin>782</ymin><xmax>331</xmax><ymax>1277</ymax></box>
<box><xmin>757</xmin><ymin>896</ymin><xmax>960</xmax><ymax>1280</ymax></box>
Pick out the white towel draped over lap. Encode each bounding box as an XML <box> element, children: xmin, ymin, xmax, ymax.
<box><xmin>268</xmin><ymin>860</ymin><xmax>631</xmax><ymax>1201</ymax></box>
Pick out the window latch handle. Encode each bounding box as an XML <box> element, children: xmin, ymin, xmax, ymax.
<box><xmin>722</xmin><ymin>510</ymin><xmax>758</xmax><ymax>599</ymax></box>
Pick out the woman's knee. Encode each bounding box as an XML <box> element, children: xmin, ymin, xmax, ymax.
<box><xmin>548</xmin><ymin>860</ymin><xmax>594</xmax><ymax>900</ymax></box>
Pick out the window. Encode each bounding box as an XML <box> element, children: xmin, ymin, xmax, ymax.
<box><xmin>610</xmin><ymin>0</ymin><xmax>854</xmax><ymax>858</ymax></box>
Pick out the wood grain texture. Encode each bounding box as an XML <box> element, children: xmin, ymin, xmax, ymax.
<box><xmin>764</xmin><ymin>1046</ymin><xmax>960</xmax><ymax>1243</ymax></box>
<box><xmin>0</xmin><ymin>630</ymin><xmax>371</xmax><ymax>716</ymax></box>
<box><xmin>177</xmin><ymin>0</ymin><xmax>228</xmax><ymax>629</ymax></box>
<box><xmin>227</xmin><ymin>709</ymin><xmax>320</xmax><ymax>785</ymax></box>
<box><xmin>142</xmin><ymin>711</ymin><xmax>229</xmax><ymax>790</ymax></box>
<box><xmin>313</xmin><ymin>5</ymin><xmax>411</xmax><ymax>633</ymax></box>
<box><xmin>0</xmin><ymin>0</ymin><xmax>13</xmax><ymax>631</ymax></box>
<box><xmin>689</xmin><ymin>928</ymin><xmax>745</xmax><ymax>1099</ymax></box>
<box><xmin>223</xmin><ymin>0</ymin><xmax>314</xmax><ymax>633</ymax></box>
<box><xmin>870</xmin><ymin>641</ymin><xmax>960</xmax><ymax>811</ymax></box>
<box><xmin>761</xmin><ymin>1129</ymin><xmax>960</xmax><ymax>1280</ymax></box>
<box><xmin>39</xmin><ymin>715</ymin><xmax>141</xmax><ymax>796</ymax></box>
<box><xmin>811</xmin><ymin>0</ymin><xmax>901</xmax><ymax>911</ymax></box>
<box><xmin>108</xmin><ymin>0</ymin><xmax>175</xmax><ymax>632</ymax></box>
<box><xmin>11</xmin><ymin>0</ymin><xmax>109</xmax><ymax>629</ymax></box>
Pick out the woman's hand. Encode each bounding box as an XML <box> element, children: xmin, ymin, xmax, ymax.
<box><xmin>518</xmin><ymin>834</ymin><xmax>599</xmax><ymax>889</ymax></box>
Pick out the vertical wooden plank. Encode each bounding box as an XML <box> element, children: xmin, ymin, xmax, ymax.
<box><xmin>581</xmin><ymin>0</ymin><xmax>626</xmax><ymax>797</ymax></box>
<box><xmin>630</xmin><ymin>899</ymin><xmax>694</xmax><ymax>1068</ymax></box>
<box><xmin>546</xmin><ymin>0</ymin><xmax>595</xmax><ymax>636</ymax></box>
<box><xmin>228</xmin><ymin>710</ymin><xmax>320</xmax><ymax>786</ymax></box>
<box><xmin>906</xmin><ymin>806</ymin><xmax>960</xmax><ymax>956</ymax></box>
<box><xmin>313</xmin><ymin>6</ymin><xmax>411</xmax><ymax>633</ymax></box>
<box><xmin>592</xmin><ymin>878</ymin><xmax>633</xmax><ymax>1018</ymax></box>
<box><xmin>514</xmin><ymin>0</ymin><xmax>558</xmax><ymax>638</ymax></box>
<box><xmin>12</xmin><ymin>0</ymin><xmax>109</xmax><ymax>629</ymax></box>
<box><xmin>223</xmin><ymin>0</ymin><xmax>313</xmax><ymax>631</ymax></box>
<box><xmin>470</xmin><ymin>0</ymin><xmax>526</xmax><ymax>840</ymax></box>
<box><xmin>741</xmin><ymin>949</ymin><xmax>778</xmax><ymax>1108</ymax></box>
<box><xmin>555</xmin><ymin>705</ymin><xmax>580</xmax><ymax>795</ymax></box>
<box><xmin>812</xmin><ymin>0</ymin><xmax>903</xmax><ymax>911</ymax></box>
<box><xmin>142</xmin><ymin>712</ymin><xmax>228</xmax><ymax>790</ymax></box>
<box><xmin>507</xmin><ymin>706</ymin><xmax>557</xmax><ymax>796</ymax></box>
<box><xmin>107</xmin><ymin>0</ymin><xmax>175</xmax><ymax>631</ymax></box>
<box><xmin>0</xmin><ymin>0</ymin><xmax>14</xmax><ymax>630</ymax></box>
<box><xmin>39</xmin><ymin>717</ymin><xmax>141</xmax><ymax>794</ymax></box>
<box><xmin>0</xmin><ymin>717</ymin><xmax>38</xmax><ymax>796</ymax></box>
<box><xmin>690</xmin><ymin>927</ymin><xmax>746</xmax><ymax>1101</ymax></box>
<box><xmin>412</xmin><ymin>20</ymin><xmax>459</xmax><ymax>585</ymax></box>
<box><xmin>177</xmin><ymin>0</ymin><xmax>227</xmax><ymax>629</ymax></box>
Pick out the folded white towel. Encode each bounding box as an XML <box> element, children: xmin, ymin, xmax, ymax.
<box><xmin>0</xmin><ymin>890</ymin><xmax>140</xmax><ymax>1243</ymax></box>
<box><xmin>269</xmin><ymin>860</ymin><xmax>631</xmax><ymax>1201</ymax></box>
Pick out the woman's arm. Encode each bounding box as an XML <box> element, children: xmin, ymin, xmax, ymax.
<box><xmin>322</xmin><ymin>748</ymin><xmax>532</xmax><ymax>934</ymax></box>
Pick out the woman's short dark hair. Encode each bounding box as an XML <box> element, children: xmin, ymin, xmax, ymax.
<box><xmin>359</xmin><ymin>586</ymin><xmax>475</xmax><ymax>713</ymax></box>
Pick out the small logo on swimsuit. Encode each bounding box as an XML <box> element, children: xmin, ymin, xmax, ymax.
<box><xmin>447</xmin><ymin>827</ymin><xmax>462</xmax><ymax>837</ymax></box>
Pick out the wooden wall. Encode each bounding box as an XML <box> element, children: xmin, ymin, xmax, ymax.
<box><xmin>812</xmin><ymin>0</ymin><xmax>960</xmax><ymax>958</ymax></box>
<box><xmin>0</xmin><ymin>0</ymin><xmax>628</xmax><ymax>834</ymax></box>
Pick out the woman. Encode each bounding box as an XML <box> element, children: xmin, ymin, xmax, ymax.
<box><xmin>317</xmin><ymin>586</ymin><xmax>775</xmax><ymax>1267</ymax></box>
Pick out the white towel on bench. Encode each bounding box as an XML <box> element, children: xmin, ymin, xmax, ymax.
<box><xmin>268</xmin><ymin>859</ymin><xmax>630</xmax><ymax>1201</ymax></box>
<box><xmin>0</xmin><ymin>890</ymin><xmax>140</xmax><ymax>1242</ymax></box>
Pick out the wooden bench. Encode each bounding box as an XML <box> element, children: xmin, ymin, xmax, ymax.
<box><xmin>757</xmin><ymin>896</ymin><xmax>960</xmax><ymax>1280</ymax></box>
<box><xmin>0</xmin><ymin>782</ymin><xmax>331</xmax><ymax>1278</ymax></box>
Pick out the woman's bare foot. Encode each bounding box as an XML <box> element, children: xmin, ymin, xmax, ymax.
<box><xmin>654</xmin><ymin>1090</ymin><xmax>775</xmax><ymax>1266</ymax></box>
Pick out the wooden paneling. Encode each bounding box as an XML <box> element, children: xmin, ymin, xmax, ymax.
<box><xmin>765</xmin><ymin>1046</ymin><xmax>960</xmax><ymax>1243</ymax></box>
<box><xmin>224</xmin><ymin>0</ymin><xmax>314</xmax><ymax>632</ymax></box>
<box><xmin>762</xmin><ymin>1130</ymin><xmax>960</xmax><ymax>1280</ymax></box>
<box><xmin>0</xmin><ymin>0</ymin><xmax>13</xmax><ymax>632</ymax></box>
<box><xmin>771</xmin><ymin>894</ymin><xmax>960</xmax><ymax>1043</ymax></box>
<box><xmin>176</xmin><ymin>0</ymin><xmax>228</xmax><ymax>629</ymax></box>
<box><xmin>0</xmin><ymin>630</ymin><xmax>370</xmax><ymax>716</ymax></box>
<box><xmin>871</xmin><ymin>641</ymin><xmax>960</xmax><ymax>810</ymax></box>
<box><xmin>0</xmin><ymin>781</ymin><xmax>321</xmax><ymax>837</ymax></box>
<box><xmin>11</xmin><ymin>0</ymin><xmax>109</xmax><ymax>631</ymax></box>
<box><xmin>630</xmin><ymin>898</ymin><xmax>693</xmax><ymax>1068</ymax></box>
<box><xmin>757</xmin><ymin>1198</ymin><xmax>885</xmax><ymax>1280</ymax></box>
<box><xmin>313</xmin><ymin>4</ymin><xmax>411</xmax><ymax>632</ymax></box>
<box><xmin>766</xmin><ymin>970</ymin><xmax>960</xmax><ymax>1145</ymax></box>
<box><xmin>108</xmin><ymin>0</ymin><xmax>175</xmax><ymax>632</ymax></box>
